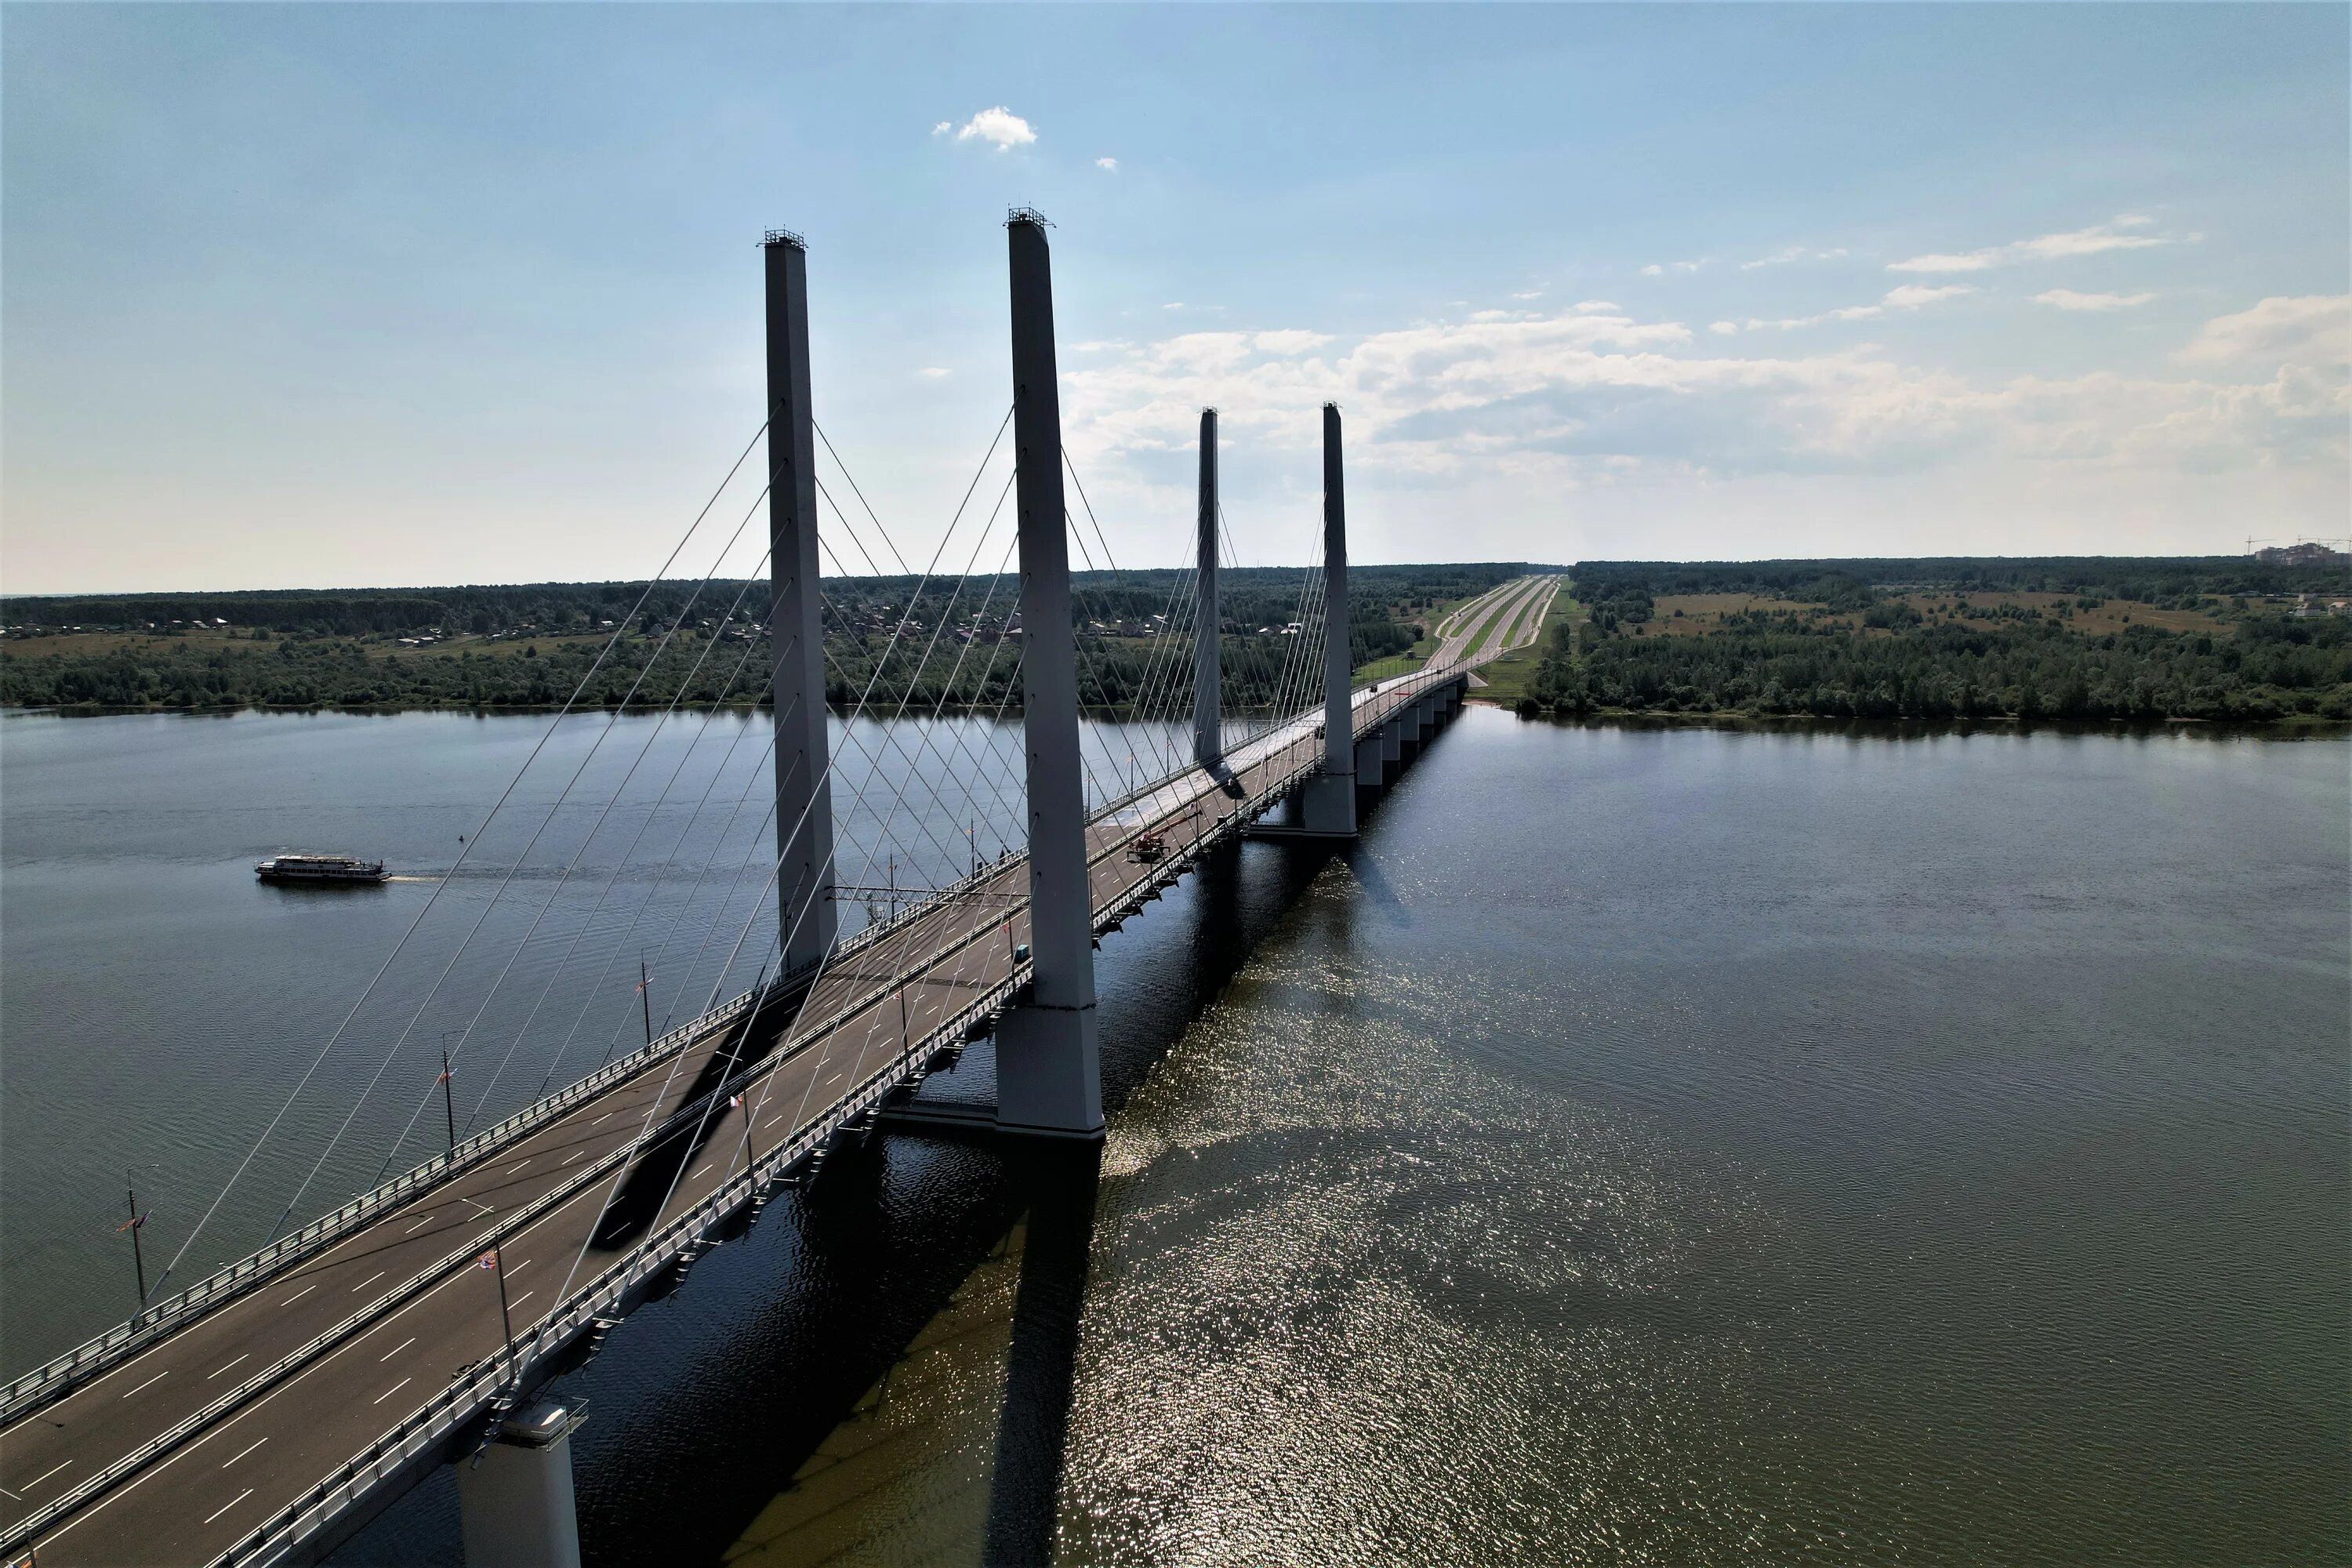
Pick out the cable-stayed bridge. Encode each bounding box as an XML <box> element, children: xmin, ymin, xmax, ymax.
<box><xmin>0</xmin><ymin>215</ymin><xmax>1555</xmax><ymax>1568</ymax></box>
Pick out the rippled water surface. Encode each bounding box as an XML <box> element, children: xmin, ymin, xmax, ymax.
<box><xmin>3</xmin><ymin>710</ymin><xmax>2344</xmax><ymax>1564</ymax></box>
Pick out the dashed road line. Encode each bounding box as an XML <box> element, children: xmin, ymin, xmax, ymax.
<box><xmin>202</xmin><ymin>1488</ymin><xmax>253</xmax><ymax>1525</ymax></box>
<box><xmin>371</xmin><ymin>1377</ymin><xmax>412</xmax><ymax>1406</ymax></box>
<box><xmin>220</xmin><ymin>1437</ymin><xmax>268</xmax><ymax>1469</ymax></box>
<box><xmin>281</xmin><ymin>1283</ymin><xmax>317</xmax><ymax>1307</ymax></box>
<box><xmin>119</xmin><ymin>1370</ymin><xmax>169</xmax><ymax>1400</ymax></box>
<box><xmin>378</xmin><ymin>1337</ymin><xmax>416</xmax><ymax>1362</ymax></box>
<box><xmin>207</xmin><ymin>1354</ymin><xmax>249</xmax><ymax>1381</ymax></box>
<box><xmin>350</xmin><ymin>1269</ymin><xmax>386</xmax><ymax>1294</ymax></box>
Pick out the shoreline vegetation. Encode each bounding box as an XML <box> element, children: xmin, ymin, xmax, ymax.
<box><xmin>6</xmin><ymin>557</ymin><xmax>2347</xmax><ymax>732</ymax></box>
<box><xmin>0</xmin><ymin>564</ymin><xmax>1528</xmax><ymax>717</ymax></box>
<box><xmin>1507</xmin><ymin>555</ymin><xmax>2351</xmax><ymax>728</ymax></box>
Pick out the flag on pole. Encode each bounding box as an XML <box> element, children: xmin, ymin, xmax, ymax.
<box><xmin>477</xmin><ymin>1248</ymin><xmax>499</xmax><ymax>1270</ymax></box>
<box><xmin>117</xmin><ymin>1211</ymin><xmax>147</xmax><ymax>1232</ymax></box>
<box><xmin>729</xmin><ymin>1094</ymin><xmax>742</xmax><ymax>1109</ymax></box>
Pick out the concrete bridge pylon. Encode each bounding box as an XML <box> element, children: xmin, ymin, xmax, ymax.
<box><xmin>1194</xmin><ymin>407</ymin><xmax>1221</xmax><ymax>768</ymax></box>
<box><xmin>764</xmin><ymin>231</ymin><xmax>837</xmax><ymax>981</ymax></box>
<box><xmin>1291</xmin><ymin>401</ymin><xmax>1358</xmax><ymax>837</ymax></box>
<box><xmin>995</xmin><ymin>210</ymin><xmax>1105</xmax><ymax>1141</ymax></box>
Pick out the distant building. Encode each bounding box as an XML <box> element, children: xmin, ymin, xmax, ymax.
<box><xmin>2254</xmin><ymin>542</ymin><xmax>2349</xmax><ymax>568</ymax></box>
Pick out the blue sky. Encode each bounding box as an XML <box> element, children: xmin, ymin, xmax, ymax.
<box><xmin>4</xmin><ymin>4</ymin><xmax>2346</xmax><ymax>593</ymax></box>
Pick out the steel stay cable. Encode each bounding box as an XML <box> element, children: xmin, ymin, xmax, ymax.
<box><xmin>147</xmin><ymin>419</ymin><xmax>773</xmax><ymax>1300</ymax></box>
<box><xmin>263</xmin><ymin>470</ymin><xmax>779</xmax><ymax>1246</ymax></box>
<box><xmin>440</xmin><ymin>553</ymin><xmax>784</xmax><ymax>1149</ymax></box>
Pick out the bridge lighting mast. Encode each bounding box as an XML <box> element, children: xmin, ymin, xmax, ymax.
<box><xmin>1193</xmin><ymin>407</ymin><xmax>1221</xmax><ymax>767</ymax></box>
<box><xmin>994</xmin><ymin>209</ymin><xmax>1105</xmax><ymax>1140</ymax></box>
<box><xmin>1296</xmin><ymin>401</ymin><xmax>1358</xmax><ymax>836</ymax></box>
<box><xmin>764</xmin><ymin>230</ymin><xmax>838</xmax><ymax>981</ymax></box>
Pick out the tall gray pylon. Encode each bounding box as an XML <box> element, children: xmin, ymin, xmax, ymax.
<box><xmin>1193</xmin><ymin>408</ymin><xmax>1221</xmax><ymax>767</ymax></box>
<box><xmin>762</xmin><ymin>231</ymin><xmax>837</xmax><ymax>978</ymax></box>
<box><xmin>994</xmin><ymin>210</ymin><xmax>1104</xmax><ymax>1140</ymax></box>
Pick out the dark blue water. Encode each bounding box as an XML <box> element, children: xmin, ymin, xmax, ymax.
<box><xmin>3</xmin><ymin>710</ymin><xmax>2344</xmax><ymax>1563</ymax></box>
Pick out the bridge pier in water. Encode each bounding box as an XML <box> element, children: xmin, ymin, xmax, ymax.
<box><xmin>995</xmin><ymin>210</ymin><xmax>1105</xmax><ymax>1141</ymax></box>
<box><xmin>456</xmin><ymin>1399</ymin><xmax>585</xmax><ymax>1568</ymax></box>
<box><xmin>764</xmin><ymin>230</ymin><xmax>837</xmax><ymax>981</ymax></box>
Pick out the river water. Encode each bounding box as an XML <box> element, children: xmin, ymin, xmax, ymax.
<box><xmin>2</xmin><ymin>709</ymin><xmax>2344</xmax><ymax>1563</ymax></box>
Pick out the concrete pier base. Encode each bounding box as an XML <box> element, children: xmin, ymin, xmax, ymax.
<box><xmin>1415</xmin><ymin>696</ymin><xmax>1437</xmax><ymax>742</ymax></box>
<box><xmin>458</xmin><ymin>1399</ymin><xmax>583</xmax><ymax>1568</ymax></box>
<box><xmin>1381</xmin><ymin>718</ymin><xmax>1403</xmax><ymax>779</ymax></box>
<box><xmin>994</xmin><ymin>1004</ymin><xmax>1105</xmax><ymax>1140</ymax></box>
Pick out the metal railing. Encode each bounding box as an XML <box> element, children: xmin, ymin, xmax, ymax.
<box><xmin>0</xmin><ymin>979</ymin><xmax>783</xmax><ymax>1428</ymax></box>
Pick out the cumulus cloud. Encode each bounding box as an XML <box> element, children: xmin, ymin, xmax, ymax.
<box><xmin>1709</xmin><ymin>321</ymin><xmax>1740</xmax><ymax>336</ymax></box>
<box><xmin>1572</xmin><ymin>300</ymin><xmax>1619</xmax><ymax>313</ymax></box>
<box><xmin>1741</xmin><ymin>245</ymin><xmax>1849</xmax><ymax>270</ymax></box>
<box><xmin>2176</xmin><ymin>295</ymin><xmax>2351</xmax><ymax>366</ymax></box>
<box><xmin>916</xmin><ymin>366</ymin><xmax>953</xmax><ymax>379</ymax></box>
<box><xmin>1748</xmin><ymin>284</ymin><xmax>1974</xmax><ymax>331</ymax></box>
<box><xmin>1095</xmin><ymin>157</ymin><xmax>1118</xmax><ymax>172</ymax></box>
<box><xmin>1054</xmin><ymin>292</ymin><xmax>2343</xmax><ymax>503</ymax></box>
<box><xmin>1640</xmin><ymin>260</ymin><xmax>1704</xmax><ymax>277</ymax></box>
<box><xmin>949</xmin><ymin>107</ymin><xmax>1036</xmax><ymax>151</ymax></box>
<box><xmin>1512</xmin><ymin>290</ymin><xmax>1544</xmax><ymax>300</ymax></box>
<box><xmin>1889</xmin><ymin>217</ymin><xmax>2165</xmax><ymax>273</ymax></box>
<box><xmin>931</xmin><ymin>121</ymin><xmax>951</xmax><ymax>136</ymax></box>
<box><xmin>2034</xmin><ymin>289</ymin><xmax>2156</xmax><ymax>311</ymax></box>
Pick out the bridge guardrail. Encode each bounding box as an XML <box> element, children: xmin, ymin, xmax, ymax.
<box><xmin>210</xmin><ymin>959</ymin><xmax>1033</xmax><ymax>1568</ymax></box>
<box><xmin>0</xmin><ymin>976</ymin><xmax>788</xmax><ymax>1428</ymax></box>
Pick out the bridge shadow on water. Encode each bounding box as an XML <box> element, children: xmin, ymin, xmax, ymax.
<box><xmin>335</xmin><ymin>830</ymin><xmax>1356</xmax><ymax>1568</ymax></box>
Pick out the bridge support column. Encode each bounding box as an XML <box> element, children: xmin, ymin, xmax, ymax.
<box><xmin>1381</xmin><ymin>715</ymin><xmax>1403</xmax><ymax>779</ymax></box>
<box><xmin>1354</xmin><ymin>728</ymin><xmax>1384</xmax><ymax>803</ymax></box>
<box><xmin>1294</xmin><ymin>403</ymin><xmax>1356</xmax><ymax>837</ymax></box>
<box><xmin>764</xmin><ymin>231</ymin><xmax>837</xmax><ymax>980</ymax></box>
<box><xmin>1415</xmin><ymin>695</ymin><xmax>1437</xmax><ymax>743</ymax></box>
<box><xmin>996</xmin><ymin>210</ymin><xmax>1103</xmax><ymax>1142</ymax></box>
<box><xmin>1193</xmin><ymin>408</ymin><xmax>1221</xmax><ymax>768</ymax></box>
<box><xmin>458</xmin><ymin>1399</ymin><xmax>583</xmax><ymax>1568</ymax></box>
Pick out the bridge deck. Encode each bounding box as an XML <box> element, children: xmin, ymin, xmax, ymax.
<box><xmin>0</xmin><ymin>575</ymin><xmax>1551</xmax><ymax>1566</ymax></box>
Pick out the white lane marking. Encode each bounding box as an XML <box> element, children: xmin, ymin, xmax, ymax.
<box><xmin>509</xmin><ymin>1291</ymin><xmax>533</xmax><ymax>1308</ymax></box>
<box><xmin>220</xmin><ymin>1437</ymin><xmax>268</xmax><ymax>1468</ymax></box>
<box><xmin>593</xmin><ymin>1112</ymin><xmax>614</xmax><ymax>1125</ymax></box>
<box><xmin>350</xmin><ymin>1269</ymin><xmax>387</xmax><ymax>1294</ymax></box>
<box><xmin>281</xmin><ymin>1283</ymin><xmax>317</xmax><ymax>1306</ymax></box>
<box><xmin>563</xmin><ymin>1149</ymin><xmax>583</xmax><ymax>1165</ymax></box>
<box><xmin>34</xmin><ymin>1174</ymin><xmax>625</xmax><ymax>1552</ymax></box>
<box><xmin>120</xmin><ymin>1370</ymin><xmax>169</xmax><ymax>1399</ymax></box>
<box><xmin>690</xmin><ymin>1163</ymin><xmax>713</xmax><ymax>1181</ymax></box>
<box><xmin>466</xmin><ymin>1199</ymin><xmax>495</xmax><ymax>1216</ymax></box>
<box><xmin>24</xmin><ymin>1459</ymin><xmax>71</xmax><ymax>1490</ymax></box>
<box><xmin>372</xmin><ymin>1376</ymin><xmax>412</xmax><ymax>1406</ymax></box>
<box><xmin>378</xmin><ymin>1337</ymin><xmax>416</xmax><ymax>1362</ymax></box>
<box><xmin>202</xmin><ymin>1488</ymin><xmax>253</xmax><ymax>1525</ymax></box>
<box><xmin>503</xmin><ymin>1259</ymin><xmax>529</xmax><ymax>1278</ymax></box>
<box><xmin>207</xmin><ymin>1353</ymin><xmax>250</xmax><ymax>1381</ymax></box>
<box><xmin>504</xmin><ymin>1159</ymin><xmax>531</xmax><ymax>1175</ymax></box>
<box><xmin>404</xmin><ymin>1214</ymin><xmax>437</xmax><ymax>1234</ymax></box>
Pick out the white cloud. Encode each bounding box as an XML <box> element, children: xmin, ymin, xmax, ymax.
<box><xmin>931</xmin><ymin>121</ymin><xmax>951</xmax><ymax>136</ymax></box>
<box><xmin>2176</xmin><ymin>295</ymin><xmax>2351</xmax><ymax>366</ymax></box>
<box><xmin>2033</xmin><ymin>289</ymin><xmax>2157</xmax><ymax>311</ymax></box>
<box><xmin>1572</xmin><ymin>300</ymin><xmax>1618</xmax><ymax>313</ymax></box>
<box><xmin>950</xmin><ymin>107</ymin><xmax>1036</xmax><ymax>151</ymax></box>
<box><xmin>1512</xmin><ymin>290</ymin><xmax>1544</xmax><ymax>301</ymax></box>
<box><xmin>1162</xmin><ymin>302</ymin><xmax>1185</xmax><ymax>311</ymax></box>
<box><xmin>1095</xmin><ymin>157</ymin><xmax>1118</xmax><ymax>172</ymax></box>
<box><xmin>1748</xmin><ymin>284</ymin><xmax>1974</xmax><ymax>331</ymax></box>
<box><xmin>916</xmin><ymin>366</ymin><xmax>953</xmax><ymax>379</ymax></box>
<box><xmin>1641</xmin><ymin>260</ymin><xmax>1704</xmax><ymax>277</ymax></box>
<box><xmin>1889</xmin><ymin>216</ymin><xmax>2165</xmax><ymax>273</ymax></box>
<box><xmin>1741</xmin><ymin>245</ymin><xmax>1850</xmax><ymax>270</ymax></box>
<box><xmin>1709</xmin><ymin>321</ymin><xmax>1740</xmax><ymax>336</ymax></box>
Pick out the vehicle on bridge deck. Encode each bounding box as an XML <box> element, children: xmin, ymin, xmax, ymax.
<box><xmin>255</xmin><ymin>851</ymin><xmax>390</xmax><ymax>884</ymax></box>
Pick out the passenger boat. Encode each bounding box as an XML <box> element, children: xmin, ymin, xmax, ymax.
<box><xmin>255</xmin><ymin>851</ymin><xmax>390</xmax><ymax>885</ymax></box>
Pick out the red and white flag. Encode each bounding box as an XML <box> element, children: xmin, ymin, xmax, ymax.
<box><xmin>477</xmin><ymin>1248</ymin><xmax>499</xmax><ymax>1270</ymax></box>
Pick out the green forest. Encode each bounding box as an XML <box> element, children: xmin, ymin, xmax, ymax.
<box><xmin>0</xmin><ymin>564</ymin><xmax>1527</xmax><ymax>713</ymax></box>
<box><xmin>1526</xmin><ymin>557</ymin><xmax>2352</xmax><ymax>724</ymax></box>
